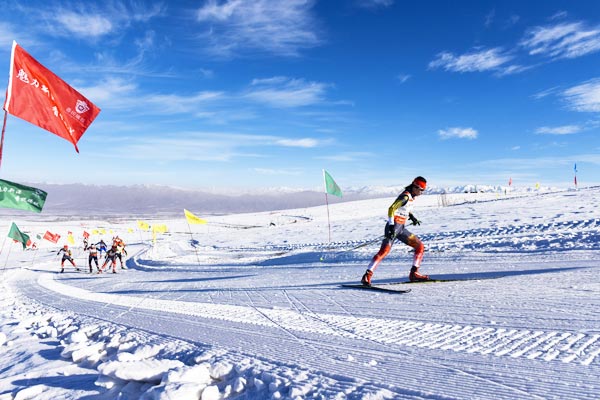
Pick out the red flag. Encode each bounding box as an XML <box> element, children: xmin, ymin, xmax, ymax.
<box><xmin>3</xmin><ymin>41</ymin><xmax>100</xmax><ymax>152</ymax></box>
<box><xmin>83</xmin><ymin>230</ymin><xmax>90</xmax><ymax>239</ymax></box>
<box><xmin>43</xmin><ymin>230</ymin><xmax>60</xmax><ymax>243</ymax></box>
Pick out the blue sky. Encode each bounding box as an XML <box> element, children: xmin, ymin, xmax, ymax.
<box><xmin>0</xmin><ymin>0</ymin><xmax>599</xmax><ymax>190</ymax></box>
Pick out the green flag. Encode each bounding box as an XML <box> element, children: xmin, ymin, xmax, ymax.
<box><xmin>0</xmin><ymin>179</ymin><xmax>47</xmax><ymax>213</ymax></box>
<box><xmin>8</xmin><ymin>222</ymin><xmax>30</xmax><ymax>249</ymax></box>
<box><xmin>323</xmin><ymin>170</ymin><xmax>342</xmax><ymax>198</ymax></box>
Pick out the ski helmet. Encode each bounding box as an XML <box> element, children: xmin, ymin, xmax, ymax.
<box><xmin>412</xmin><ymin>176</ymin><xmax>427</xmax><ymax>190</ymax></box>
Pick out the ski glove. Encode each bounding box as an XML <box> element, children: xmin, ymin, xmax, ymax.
<box><xmin>409</xmin><ymin>214</ymin><xmax>421</xmax><ymax>226</ymax></box>
<box><xmin>385</xmin><ymin>223</ymin><xmax>396</xmax><ymax>239</ymax></box>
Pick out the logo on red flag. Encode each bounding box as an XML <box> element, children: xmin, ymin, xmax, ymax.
<box><xmin>43</xmin><ymin>230</ymin><xmax>60</xmax><ymax>243</ymax></box>
<box><xmin>3</xmin><ymin>41</ymin><xmax>101</xmax><ymax>152</ymax></box>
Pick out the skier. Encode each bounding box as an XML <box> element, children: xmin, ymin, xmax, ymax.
<box><xmin>361</xmin><ymin>176</ymin><xmax>429</xmax><ymax>286</ymax></box>
<box><xmin>86</xmin><ymin>243</ymin><xmax>99</xmax><ymax>273</ymax></box>
<box><xmin>98</xmin><ymin>245</ymin><xmax>119</xmax><ymax>274</ymax></box>
<box><xmin>115</xmin><ymin>240</ymin><xmax>128</xmax><ymax>269</ymax></box>
<box><xmin>56</xmin><ymin>245</ymin><xmax>80</xmax><ymax>273</ymax></box>
<box><xmin>96</xmin><ymin>239</ymin><xmax>108</xmax><ymax>259</ymax></box>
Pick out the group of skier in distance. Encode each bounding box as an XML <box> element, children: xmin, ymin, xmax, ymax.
<box><xmin>56</xmin><ymin>236</ymin><xmax>127</xmax><ymax>274</ymax></box>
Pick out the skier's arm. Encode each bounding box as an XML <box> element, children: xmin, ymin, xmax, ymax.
<box><xmin>408</xmin><ymin>213</ymin><xmax>421</xmax><ymax>225</ymax></box>
<box><xmin>387</xmin><ymin>194</ymin><xmax>409</xmax><ymax>224</ymax></box>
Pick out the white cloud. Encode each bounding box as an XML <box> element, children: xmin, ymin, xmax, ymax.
<box><xmin>55</xmin><ymin>12</ymin><xmax>113</xmax><ymax>37</ymax></box>
<box><xmin>195</xmin><ymin>0</ymin><xmax>320</xmax><ymax>57</ymax></box>
<box><xmin>531</xmin><ymin>86</ymin><xmax>560</xmax><ymax>100</ymax></box>
<box><xmin>535</xmin><ymin>125</ymin><xmax>582</xmax><ymax>135</ymax></box>
<box><xmin>76</xmin><ymin>78</ymin><xmax>138</xmax><ymax>104</ymax></box>
<box><xmin>275</xmin><ymin>138</ymin><xmax>319</xmax><ymax>148</ymax></box>
<box><xmin>521</xmin><ymin>21</ymin><xmax>600</xmax><ymax>59</ymax></box>
<box><xmin>28</xmin><ymin>2</ymin><xmax>164</xmax><ymax>41</ymax></box>
<box><xmin>438</xmin><ymin>127</ymin><xmax>478</xmax><ymax>140</ymax></box>
<box><xmin>562</xmin><ymin>78</ymin><xmax>600</xmax><ymax>112</ymax></box>
<box><xmin>245</xmin><ymin>77</ymin><xmax>329</xmax><ymax>108</ymax></box>
<box><xmin>109</xmin><ymin>132</ymin><xmax>324</xmax><ymax>162</ymax></box>
<box><xmin>429</xmin><ymin>48</ymin><xmax>513</xmax><ymax>72</ymax></box>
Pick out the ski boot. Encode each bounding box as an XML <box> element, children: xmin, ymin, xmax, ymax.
<box><xmin>361</xmin><ymin>270</ymin><xmax>373</xmax><ymax>286</ymax></box>
<box><xmin>409</xmin><ymin>266</ymin><xmax>430</xmax><ymax>282</ymax></box>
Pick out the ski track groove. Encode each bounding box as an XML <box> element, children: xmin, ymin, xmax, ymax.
<box><xmin>19</xmin><ymin>271</ymin><xmax>600</xmax><ymax>369</ymax></box>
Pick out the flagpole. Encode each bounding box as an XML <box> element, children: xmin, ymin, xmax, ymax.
<box><xmin>0</xmin><ymin>230</ymin><xmax>8</xmax><ymax>274</ymax></box>
<box><xmin>186</xmin><ymin>221</ymin><xmax>201</xmax><ymax>266</ymax></box>
<box><xmin>325</xmin><ymin>192</ymin><xmax>332</xmax><ymax>243</ymax></box>
<box><xmin>0</xmin><ymin>110</ymin><xmax>8</xmax><ymax>170</ymax></box>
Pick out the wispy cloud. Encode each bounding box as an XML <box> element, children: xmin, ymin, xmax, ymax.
<box><xmin>429</xmin><ymin>48</ymin><xmax>513</xmax><ymax>73</ymax></box>
<box><xmin>275</xmin><ymin>138</ymin><xmax>320</xmax><ymax>148</ymax></box>
<box><xmin>531</xmin><ymin>86</ymin><xmax>561</xmax><ymax>100</ymax></box>
<box><xmin>245</xmin><ymin>76</ymin><xmax>329</xmax><ymax>108</ymax></box>
<box><xmin>54</xmin><ymin>12</ymin><xmax>113</xmax><ymax>38</ymax></box>
<box><xmin>438</xmin><ymin>127</ymin><xmax>478</xmax><ymax>140</ymax></box>
<box><xmin>316</xmin><ymin>152</ymin><xmax>373</xmax><ymax>162</ymax></box>
<box><xmin>356</xmin><ymin>0</ymin><xmax>394</xmax><ymax>9</ymax></box>
<box><xmin>252</xmin><ymin>168</ymin><xmax>304</xmax><ymax>176</ymax></box>
<box><xmin>535</xmin><ymin>125</ymin><xmax>583</xmax><ymax>135</ymax></box>
<box><xmin>110</xmin><ymin>132</ymin><xmax>325</xmax><ymax>162</ymax></box>
<box><xmin>484</xmin><ymin>9</ymin><xmax>495</xmax><ymax>28</ymax></box>
<box><xmin>477</xmin><ymin>153</ymin><xmax>600</xmax><ymax>170</ymax></box>
<box><xmin>432</xmin><ymin>18</ymin><xmax>600</xmax><ymax>77</ymax></box>
<box><xmin>195</xmin><ymin>0</ymin><xmax>321</xmax><ymax>57</ymax></box>
<box><xmin>562</xmin><ymin>78</ymin><xmax>600</xmax><ymax>112</ymax></box>
<box><xmin>521</xmin><ymin>21</ymin><xmax>600</xmax><ymax>59</ymax></box>
<box><xmin>396</xmin><ymin>74</ymin><xmax>411</xmax><ymax>83</ymax></box>
<box><xmin>40</xmin><ymin>2</ymin><xmax>165</xmax><ymax>39</ymax></box>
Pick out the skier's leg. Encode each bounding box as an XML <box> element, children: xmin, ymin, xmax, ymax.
<box><xmin>367</xmin><ymin>239</ymin><xmax>393</xmax><ymax>272</ymax></box>
<box><xmin>398</xmin><ymin>230</ymin><xmax>428</xmax><ymax>281</ymax></box>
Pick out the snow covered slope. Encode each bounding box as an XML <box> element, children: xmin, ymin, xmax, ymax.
<box><xmin>1</xmin><ymin>188</ymin><xmax>599</xmax><ymax>399</ymax></box>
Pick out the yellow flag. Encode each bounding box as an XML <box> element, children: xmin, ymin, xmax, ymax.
<box><xmin>184</xmin><ymin>209</ymin><xmax>207</xmax><ymax>225</ymax></box>
<box><xmin>153</xmin><ymin>224</ymin><xmax>168</xmax><ymax>233</ymax></box>
<box><xmin>99</xmin><ymin>228</ymin><xmax>106</xmax><ymax>234</ymax></box>
<box><xmin>91</xmin><ymin>229</ymin><xmax>99</xmax><ymax>235</ymax></box>
<box><xmin>127</xmin><ymin>228</ymin><xmax>134</xmax><ymax>233</ymax></box>
<box><xmin>67</xmin><ymin>234</ymin><xmax>75</xmax><ymax>245</ymax></box>
<box><xmin>137</xmin><ymin>220</ymin><xmax>150</xmax><ymax>231</ymax></box>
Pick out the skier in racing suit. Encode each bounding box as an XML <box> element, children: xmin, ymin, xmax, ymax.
<box><xmin>57</xmin><ymin>245</ymin><xmax>80</xmax><ymax>273</ymax></box>
<box><xmin>98</xmin><ymin>245</ymin><xmax>119</xmax><ymax>274</ymax></box>
<box><xmin>361</xmin><ymin>176</ymin><xmax>429</xmax><ymax>286</ymax></box>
